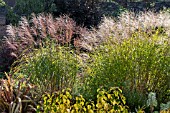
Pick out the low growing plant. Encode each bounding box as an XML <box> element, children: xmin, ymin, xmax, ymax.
<box><xmin>160</xmin><ymin>101</ymin><xmax>170</xmax><ymax>113</ymax></box>
<box><xmin>36</xmin><ymin>87</ymin><xmax>128</xmax><ymax>113</ymax></box>
<box><xmin>146</xmin><ymin>92</ymin><xmax>170</xmax><ymax>113</ymax></box>
<box><xmin>146</xmin><ymin>92</ymin><xmax>158</xmax><ymax>113</ymax></box>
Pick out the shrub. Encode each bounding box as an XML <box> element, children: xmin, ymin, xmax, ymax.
<box><xmin>36</xmin><ymin>87</ymin><xmax>128</xmax><ymax>113</ymax></box>
<box><xmin>14</xmin><ymin>0</ymin><xmax>55</xmax><ymax>15</ymax></box>
<box><xmin>54</xmin><ymin>0</ymin><xmax>104</xmax><ymax>27</ymax></box>
<box><xmin>0</xmin><ymin>14</ymin><xmax>89</xmax><ymax>72</ymax></box>
<box><xmin>82</xmin><ymin>31</ymin><xmax>170</xmax><ymax>111</ymax></box>
<box><xmin>6</xmin><ymin>0</ymin><xmax>55</xmax><ymax>24</ymax></box>
<box><xmin>6</xmin><ymin>0</ymin><xmax>105</xmax><ymax>27</ymax></box>
<box><xmin>11</xmin><ymin>41</ymin><xmax>81</xmax><ymax>93</ymax></box>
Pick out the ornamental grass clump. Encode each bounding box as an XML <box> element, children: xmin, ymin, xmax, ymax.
<box><xmin>83</xmin><ymin>31</ymin><xmax>170</xmax><ymax>111</ymax></box>
<box><xmin>11</xmin><ymin>40</ymin><xmax>80</xmax><ymax>94</ymax></box>
<box><xmin>87</xmin><ymin>11</ymin><xmax>170</xmax><ymax>45</ymax></box>
<box><xmin>0</xmin><ymin>73</ymin><xmax>38</xmax><ymax>113</ymax></box>
<box><xmin>0</xmin><ymin>13</ymin><xmax>90</xmax><ymax>72</ymax></box>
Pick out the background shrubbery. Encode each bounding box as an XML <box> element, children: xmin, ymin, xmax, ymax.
<box><xmin>53</xmin><ymin>0</ymin><xmax>104</xmax><ymax>27</ymax></box>
<box><xmin>6</xmin><ymin>0</ymin><xmax>55</xmax><ymax>24</ymax></box>
<box><xmin>6</xmin><ymin>0</ymin><xmax>109</xmax><ymax>27</ymax></box>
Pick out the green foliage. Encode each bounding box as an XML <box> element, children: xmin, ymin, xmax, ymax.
<box><xmin>37</xmin><ymin>89</ymin><xmax>73</xmax><ymax>113</ymax></box>
<box><xmin>0</xmin><ymin>0</ymin><xmax>5</xmax><ymax>7</ymax></box>
<box><xmin>36</xmin><ymin>87</ymin><xmax>128</xmax><ymax>113</ymax></box>
<box><xmin>124</xmin><ymin>89</ymin><xmax>147</xmax><ymax>111</ymax></box>
<box><xmin>6</xmin><ymin>0</ymin><xmax>55</xmax><ymax>25</ymax></box>
<box><xmin>14</xmin><ymin>0</ymin><xmax>55</xmax><ymax>15</ymax></box>
<box><xmin>146</xmin><ymin>94</ymin><xmax>170</xmax><ymax>113</ymax></box>
<box><xmin>82</xmin><ymin>31</ymin><xmax>170</xmax><ymax>110</ymax></box>
<box><xmin>96</xmin><ymin>87</ymin><xmax>128</xmax><ymax>112</ymax></box>
<box><xmin>147</xmin><ymin>92</ymin><xmax>157</xmax><ymax>107</ymax></box>
<box><xmin>160</xmin><ymin>101</ymin><xmax>170</xmax><ymax>112</ymax></box>
<box><xmin>6</xmin><ymin>6</ymin><xmax>20</xmax><ymax>25</ymax></box>
<box><xmin>147</xmin><ymin>92</ymin><xmax>158</xmax><ymax>113</ymax></box>
<box><xmin>160</xmin><ymin>7</ymin><xmax>170</xmax><ymax>13</ymax></box>
<box><xmin>0</xmin><ymin>72</ymin><xmax>5</xmax><ymax>78</ymax></box>
<box><xmin>12</xmin><ymin>40</ymin><xmax>80</xmax><ymax>93</ymax></box>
